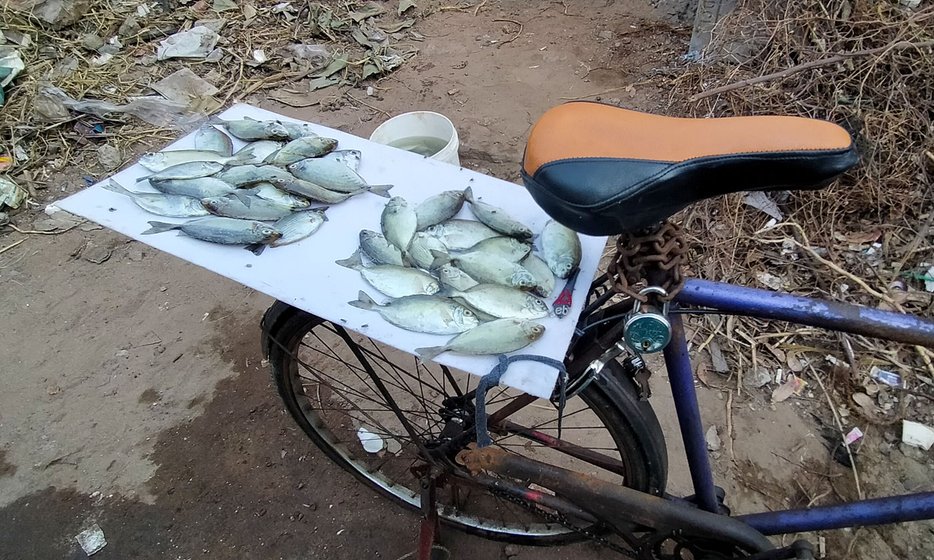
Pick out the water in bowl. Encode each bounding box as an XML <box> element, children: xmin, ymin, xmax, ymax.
<box><xmin>387</xmin><ymin>135</ymin><xmax>450</xmax><ymax>157</ymax></box>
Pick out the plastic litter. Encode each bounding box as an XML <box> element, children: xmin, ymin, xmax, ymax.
<box><xmin>844</xmin><ymin>426</ymin><xmax>863</xmax><ymax>445</ymax></box>
<box><xmin>356</xmin><ymin>426</ymin><xmax>384</xmax><ymax>453</ymax></box>
<box><xmin>771</xmin><ymin>374</ymin><xmax>806</xmax><ymax>403</ymax></box>
<box><xmin>75</xmin><ymin>524</ymin><xmax>107</xmax><ymax>556</ymax></box>
<box><xmin>925</xmin><ymin>265</ymin><xmax>934</xmax><ymax>292</ymax></box>
<box><xmin>742</xmin><ymin>191</ymin><xmax>783</xmax><ymax>221</ymax></box>
<box><xmin>901</xmin><ymin>420</ymin><xmax>934</xmax><ymax>451</ymax></box>
<box><xmin>0</xmin><ymin>176</ymin><xmax>27</xmax><ymax>209</ymax></box>
<box><xmin>284</xmin><ymin>43</ymin><xmax>330</xmax><ymax>70</ymax></box>
<box><xmin>151</xmin><ymin>68</ymin><xmax>219</xmax><ymax>105</ymax></box>
<box><xmin>37</xmin><ymin>86</ymin><xmax>203</xmax><ymax>129</ymax></box>
<box><xmin>869</xmin><ymin>366</ymin><xmax>903</xmax><ymax>388</ymax></box>
<box><xmin>156</xmin><ymin>26</ymin><xmax>220</xmax><ymax>60</ymax></box>
<box><xmin>0</xmin><ymin>47</ymin><xmax>25</xmax><ymax>104</ymax></box>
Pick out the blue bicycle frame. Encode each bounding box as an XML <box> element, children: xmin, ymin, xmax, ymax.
<box><xmin>664</xmin><ymin>278</ymin><xmax>934</xmax><ymax>534</ymax></box>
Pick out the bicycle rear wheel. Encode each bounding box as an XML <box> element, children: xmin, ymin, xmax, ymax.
<box><xmin>263</xmin><ymin>302</ymin><xmax>667</xmax><ymax>545</ymax></box>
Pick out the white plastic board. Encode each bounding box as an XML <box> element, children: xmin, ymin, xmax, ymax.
<box><xmin>57</xmin><ymin>104</ymin><xmax>607</xmax><ymax>399</ymax></box>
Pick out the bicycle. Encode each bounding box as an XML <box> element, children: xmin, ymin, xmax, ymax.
<box><xmin>260</xmin><ymin>102</ymin><xmax>934</xmax><ymax>559</ymax></box>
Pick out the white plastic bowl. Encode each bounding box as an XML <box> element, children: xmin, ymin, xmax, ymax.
<box><xmin>369</xmin><ymin>111</ymin><xmax>460</xmax><ymax>166</ymax></box>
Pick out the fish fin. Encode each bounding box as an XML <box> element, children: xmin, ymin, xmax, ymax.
<box><xmin>207</xmin><ymin>116</ymin><xmax>225</xmax><ymax>126</ymax></box>
<box><xmin>262</xmin><ymin>149</ymin><xmax>280</xmax><ymax>164</ymax></box>
<box><xmin>335</xmin><ymin>248</ymin><xmax>363</xmax><ymax>270</ymax></box>
<box><xmin>246</xmin><ymin>242</ymin><xmax>266</xmax><ymax>255</ymax></box>
<box><xmin>366</xmin><ymin>184</ymin><xmax>393</xmax><ymax>198</ymax></box>
<box><xmin>348</xmin><ymin>290</ymin><xmax>378</xmax><ymax>310</ymax></box>
<box><xmin>102</xmin><ymin>180</ymin><xmax>134</xmax><ymax>197</ymax></box>
<box><xmin>141</xmin><ymin>221</ymin><xmax>179</xmax><ymax>235</ymax></box>
<box><xmin>317</xmin><ymin>206</ymin><xmax>329</xmax><ymax>221</ymax></box>
<box><xmin>230</xmin><ymin>145</ymin><xmax>256</xmax><ymax>164</ymax></box>
<box><xmin>230</xmin><ymin>189</ymin><xmax>254</xmax><ymax>207</ymax></box>
<box><xmin>415</xmin><ymin>346</ymin><xmax>446</xmax><ymax>361</ymax></box>
<box><xmin>463</xmin><ymin>186</ymin><xmax>474</xmax><ymax>203</ymax></box>
<box><xmin>429</xmin><ymin>249</ymin><xmax>452</xmax><ymax>270</ymax></box>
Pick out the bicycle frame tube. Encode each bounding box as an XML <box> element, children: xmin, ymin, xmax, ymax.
<box><xmin>662</xmin><ymin>278</ymin><xmax>934</xmax><ymax>532</ymax></box>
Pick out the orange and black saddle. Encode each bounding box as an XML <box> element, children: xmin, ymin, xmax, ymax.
<box><xmin>521</xmin><ymin>102</ymin><xmax>859</xmax><ymax>235</ymax></box>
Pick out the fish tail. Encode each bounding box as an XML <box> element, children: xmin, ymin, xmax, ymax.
<box><xmin>230</xmin><ymin>145</ymin><xmax>256</xmax><ymax>164</ymax></box>
<box><xmin>335</xmin><ymin>248</ymin><xmax>364</xmax><ymax>270</ymax></box>
<box><xmin>102</xmin><ymin>180</ymin><xmax>134</xmax><ymax>197</ymax></box>
<box><xmin>246</xmin><ymin>242</ymin><xmax>266</xmax><ymax>255</ymax></box>
<box><xmin>415</xmin><ymin>346</ymin><xmax>446</xmax><ymax>361</ymax></box>
<box><xmin>348</xmin><ymin>290</ymin><xmax>378</xmax><ymax>310</ymax></box>
<box><xmin>366</xmin><ymin>184</ymin><xmax>393</xmax><ymax>198</ymax></box>
<box><xmin>463</xmin><ymin>186</ymin><xmax>474</xmax><ymax>203</ymax></box>
<box><xmin>134</xmin><ymin>175</ymin><xmax>151</xmax><ymax>183</ymax></box>
<box><xmin>429</xmin><ymin>249</ymin><xmax>452</xmax><ymax>270</ymax></box>
<box><xmin>141</xmin><ymin>221</ymin><xmax>180</xmax><ymax>235</ymax></box>
<box><xmin>207</xmin><ymin>116</ymin><xmax>226</xmax><ymax>126</ymax></box>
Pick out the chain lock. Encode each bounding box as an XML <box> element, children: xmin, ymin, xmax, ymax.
<box><xmin>623</xmin><ymin>286</ymin><xmax>672</xmax><ymax>354</ymax></box>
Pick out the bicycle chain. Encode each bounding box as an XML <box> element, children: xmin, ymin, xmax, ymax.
<box><xmin>608</xmin><ymin>221</ymin><xmax>686</xmax><ymax>302</ymax></box>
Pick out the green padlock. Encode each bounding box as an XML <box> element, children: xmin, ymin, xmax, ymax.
<box><xmin>623</xmin><ymin>287</ymin><xmax>671</xmax><ymax>354</ymax></box>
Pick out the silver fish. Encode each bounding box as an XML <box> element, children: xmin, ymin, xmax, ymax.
<box><xmin>235</xmin><ymin>140</ymin><xmax>284</xmax><ymax>164</ymax></box>
<box><xmin>136</xmin><ymin>161</ymin><xmax>225</xmax><ymax>183</ymax></box>
<box><xmin>201</xmin><ymin>195</ymin><xmax>296</xmax><ymax>221</ymax></box>
<box><xmin>214</xmin><ymin>117</ymin><xmax>291</xmax><ymax>141</ymax></box>
<box><xmin>359</xmin><ymin>230</ymin><xmax>405</xmax><ymax>266</ymax></box>
<box><xmin>267</xmin><ymin>176</ymin><xmax>353</xmax><ymax>204</ymax></box>
<box><xmin>102</xmin><ymin>180</ymin><xmax>209</xmax><ymax>217</ymax></box>
<box><xmin>456</xmin><ymin>236</ymin><xmax>530</xmax><ymax>262</ymax></box>
<box><xmin>381</xmin><ymin>197</ymin><xmax>417</xmax><ymax>252</ymax></box>
<box><xmin>277</xmin><ymin>120</ymin><xmax>319</xmax><ymax>140</ymax></box>
<box><xmin>349</xmin><ymin>291</ymin><xmax>478</xmax><ymax>335</ymax></box>
<box><xmin>245</xmin><ymin>182</ymin><xmax>311</xmax><ymax>209</ymax></box>
<box><xmin>463</xmin><ymin>187</ymin><xmax>533</xmax><ymax>240</ymax></box>
<box><xmin>415</xmin><ymin>189</ymin><xmax>466</xmax><ymax>230</ymax></box>
<box><xmin>149</xmin><ymin>177</ymin><xmax>240</xmax><ymax>199</ymax></box>
<box><xmin>250</xmin><ymin>208</ymin><xmax>327</xmax><ymax>251</ymax></box>
<box><xmin>415</xmin><ymin>319</ymin><xmax>545</xmax><ymax>360</ymax></box>
<box><xmin>521</xmin><ymin>253</ymin><xmax>555</xmax><ymax>298</ymax></box>
<box><xmin>436</xmin><ymin>263</ymin><xmax>478</xmax><ymax>292</ymax></box>
<box><xmin>432</xmin><ymin>251</ymin><xmax>536</xmax><ymax>290</ymax></box>
<box><xmin>214</xmin><ymin>165</ymin><xmax>294</xmax><ymax>187</ymax></box>
<box><xmin>265</xmin><ymin>136</ymin><xmax>338</xmax><ymax>166</ymax></box>
<box><xmin>336</xmin><ymin>249</ymin><xmax>439</xmax><ymax>298</ymax></box>
<box><xmin>423</xmin><ymin>219</ymin><xmax>500</xmax><ymax>251</ymax></box>
<box><xmin>288</xmin><ymin>158</ymin><xmax>392</xmax><ymax>194</ymax></box>
<box><xmin>138</xmin><ymin>148</ymin><xmax>255</xmax><ymax>172</ymax></box>
<box><xmin>322</xmin><ymin>149</ymin><xmax>362</xmax><ymax>171</ymax></box>
<box><xmin>407</xmin><ymin>232</ymin><xmax>448</xmax><ymax>269</ymax></box>
<box><xmin>193</xmin><ymin>125</ymin><xmax>233</xmax><ymax>156</ymax></box>
<box><xmin>446</xmin><ymin>284</ymin><xmax>549</xmax><ymax>320</ymax></box>
<box><xmin>541</xmin><ymin>220</ymin><xmax>582</xmax><ymax>279</ymax></box>
<box><xmin>142</xmin><ymin>216</ymin><xmax>281</xmax><ymax>245</ymax></box>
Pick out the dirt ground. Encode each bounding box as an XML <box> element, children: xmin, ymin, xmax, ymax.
<box><xmin>2</xmin><ymin>1</ymin><xmax>932</xmax><ymax>559</ymax></box>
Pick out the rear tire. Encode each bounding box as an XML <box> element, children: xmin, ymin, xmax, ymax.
<box><xmin>263</xmin><ymin>302</ymin><xmax>668</xmax><ymax>545</ymax></box>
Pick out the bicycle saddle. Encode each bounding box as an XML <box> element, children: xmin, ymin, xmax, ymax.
<box><xmin>521</xmin><ymin>102</ymin><xmax>859</xmax><ymax>235</ymax></box>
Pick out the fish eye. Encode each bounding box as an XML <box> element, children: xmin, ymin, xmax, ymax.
<box><xmin>463</xmin><ymin>309</ymin><xmax>474</xmax><ymax>316</ymax></box>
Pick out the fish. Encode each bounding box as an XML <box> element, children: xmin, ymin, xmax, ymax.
<box><xmin>521</xmin><ymin>253</ymin><xmax>555</xmax><ymax>298</ymax></box>
<box><xmin>415</xmin><ymin>319</ymin><xmax>545</xmax><ymax>360</ymax></box>
<box><xmin>455</xmin><ymin>236</ymin><xmax>530</xmax><ymax>262</ymax></box>
<box><xmin>192</xmin><ymin>125</ymin><xmax>233</xmax><ymax>156</ymax></box>
<box><xmin>430</xmin><ymin>250</ymin><xmax>537</xmax><ymax>290</ymax></box>
<box><xmin>201</xmin><ymin>195</ymin><xmax>296</xmax><ymax>221</ymax></box>
<box><xmin>138</xmin><ymin>148</ymin><xmax>255</xmax><ymax>172</ymax></box>
<box><xmin>246</xmin><ymin>208</ymin><xmax>328</xmax><ymax>253</ymax></box>
<box><xmin>445</xmin><ymin>284</ymin><xmax>549</xmax><ymax>320</ymax></box>
<box><xmin>348</xmin><ymin>291</ymin><xmax>479</xmax><ymax>335</ymax></box>
<box><xmin>277</xmin><ymin>120</ymin><xmax>320</xmax><ymax>140</ymax></box>
<box><xmin>381</xmin><ymin>197</ymin><xmax>417</xmax><ymax>252</ymax></box>
<box><xmin>234</xmin><ymin>140</ymin><xmax>285</xmax><ymax>164</ymax></box>
<box><xmin>289</xmin><ymin>158</ymin><xmax>392</xmax><ymax>194</ymax></box>
<box><xmin>359</xmin><ymin>230</ymin><xmax>405</xmax><ymax>266</ymax></box>
<box><xmin>463</xmin><ymin>187</ymin><xmax>533</xmax><ymax>240</ymax></box>
<box><xmin>136</xmin><ymin>161</ymin><xmax>225</xmax><ymax>183</ymax></box>
<box><xmin>142</xmin><ymin>216</ymin><xmax>282</xmax><ymax>246</ymax></box>
<box><xmin>266</xmin><ymin>176</ymin><xmax>354</xmax><ymax>204</ymax></box>
<box><xmin>423</xmin><ymin>219</ymin><xmax>500</xmax><ymax>251</ymax></box>
<box><xmin>322</xmin><ymin>149</ymin><xmax>362</xmax><ymax>171</ymax></box>
<box><xmin>415</xmin><ymin>189</ymin><xmax>466</xmax><ymax>230</ymax></box>
<box><xmin>541</xmin><ymin>220</ymin><xmax>582</xmax><ymax>279</ymax></box>
<box><xmin>102</xmin><ymin>180</ymin><xmax>209</xmax><ymax>217</ymax></box>
<box><xmin>149</xmin><ymin>177</ymin><xmax>241</xmax><ymax>199</ymax></box>
<box><xmin>212</xmin><ymin>116</ymin><xmax>291</xmax><ymax>141</ymax></box>
<box><xmin>244</xmin><ymin>182</ymin><xmax>311</xmax><ymax>209</ymax></box>
<box><xmin>264</xmin><ymin>136</ymin><xmax>338</xmax><ymax>166</ymax></box>
<box><xmin>213</xmin><ymin>164</ymin><xmax>295</xmax><ymax>187</ymax></box>
<box><xmin>336</xmin><ymin>249</ymin><xmax>440</xmax><ymax>298</ymax></box>
<box><xmin>436</xmin><ymin>263</ymin><xmax>479</xmax><ymax>292</ymax></box>
<box><xmin>407</xmin><ymin>232</ymin><xmax>448</xmax><ymax>269</ymax></box>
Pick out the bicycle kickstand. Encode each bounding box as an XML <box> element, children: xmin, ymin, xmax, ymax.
<box><xmin>418</xmin><ymin>473</ymin><xmax>450</xmax><ymax>560</ymax></box>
